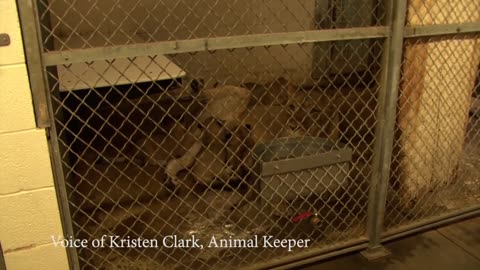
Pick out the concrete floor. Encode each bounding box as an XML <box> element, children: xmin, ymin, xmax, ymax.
<box><xmin>303</xmin><ymin>216</ymin><xmax>480</xmax><ymax>270</ymax></box>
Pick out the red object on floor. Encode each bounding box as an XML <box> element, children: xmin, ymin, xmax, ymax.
<box><xmin>291</xmin><ymin>211</ymin><xmax>313</xmax><ymax>223</ymax></box>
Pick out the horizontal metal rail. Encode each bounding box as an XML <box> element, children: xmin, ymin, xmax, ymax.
<box><xmin>404</xmin><ymin>22</ymin><xmax>480</xmax><ymax>38</ymax></box>
<box><xmin>272</xmin><ymin>243</ymin><xmax>369</xmax><ymax>270</ymax></box>
<box><xmin>43</xmin><ymin>22</ymin><xmax>480</xmax><ymax>66</ymax></box>
<box><xmin>42</xmin><ymin>27</ymin><xmax>389</xmax><ymax>66</ymax></box>
<box><xmin>240</xmin><ymin>237</ymin><xmax>369</xmax><ymax>270</ymax></box>
<box><xmin>42</xmin><ymin>22</ymin><xmax>480</xmax><ymax>66</ymax></box>
<box><xmin>381</xmin><ymin>205</ymin><xmax>480</xmax><ymax>242</ymax></box>
<box><xmin>252</xmin><ymin>207</ymin><xmax>480</xmax><ymax>269</ymax></box>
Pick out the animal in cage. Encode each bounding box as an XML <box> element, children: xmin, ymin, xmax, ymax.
<box><xmin>140</xmin><ymin>120</ymin><xmax>199</xmax><ymax>168</ymax></box>
<box><xmin>156</xmin><ymin>82</ymin><xmax>346</xmax><ymax>187</ymax></box>
<box><xmin>196</xmin><ymin>85</ymin><xmax>251</xmax><ymax>122</ymax></box>
<box><xmin>186</xmin><ymin>120</ymin><xmax>254</xmax><ymax>186</ymax></box>
<box><xmin>137</xmin><ymin>85</ymin><xmax>255</xmax><ymax>188</ymax></box>
<box><xmin>136</xmin><ymin>79</ymin><xmax>377</xmax><ymax>192</ymax></box>
<box><xmin>142</xmin><ymin>117</ymin><xmax>249</xmax><ymax>187</ymax></box>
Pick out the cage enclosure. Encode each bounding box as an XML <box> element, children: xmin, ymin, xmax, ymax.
<box><xmin>16</xmin><ymin>0</ymin><xmax>480</xmax><ymax>269</ymax></box>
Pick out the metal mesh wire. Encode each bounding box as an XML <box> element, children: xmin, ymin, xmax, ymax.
<box><xmin>37</xmin><ymin>0</ymin><xmax>385</xmax><ymax>51</ymax></box>
<box><xmin>46</xmin><ymin>40</ymin><xmax>383</xmax><ymax>269</ymax></box>
<box><xmin>385</xmin><ymin>34</ymin><xmax>480</xmax><ymax>231</ymax></box>
<box><xmin>406</xmin><ymin>0</ymin><xmax>480</xmax><ymax>25</ymax></box>
<box><xmin>28</xmin><ymin>0</ymin><xmax>480</xmax><ymax>268</ymax></box>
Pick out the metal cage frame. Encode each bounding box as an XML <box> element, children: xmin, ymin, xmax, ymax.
<box><xmin>16</xmin><ymin>0</ymin><xmax>480</xmax><ymax>269</ymax></box>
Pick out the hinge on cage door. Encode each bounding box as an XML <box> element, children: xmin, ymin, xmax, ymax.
<box><xmin>0</xmin><ymin>34</ymin><xmax>10</xmax><ymax>46</ymax></box>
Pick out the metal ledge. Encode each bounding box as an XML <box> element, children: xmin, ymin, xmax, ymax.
<box><xmin>42</xmin><ymin>26</ymin><xmax>389</xmax><ymax>66</ymax></box>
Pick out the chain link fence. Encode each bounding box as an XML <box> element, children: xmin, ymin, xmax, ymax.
<box><xmin>48</xmin><ymin>40</ymin><xmax>383</xmax><ymax>269</ymax></box>
<box><xmin>384</xmin><ymin>0</ymin><xmax>480</xmax><ymax>234</ymax></box>
<box><xmin>36</xmin><ymin>0</ymin><xmax>385</xmax><ymax>50</ymax></box>
<box><xmin>386</xmin><ymin>33</ymin><xmax>480</xmax><ymax>231</ymax></box>
<box><xmin>17</xmin><ymin>0</ymin><xmax>480</xmax><ymax>269</ymax></box>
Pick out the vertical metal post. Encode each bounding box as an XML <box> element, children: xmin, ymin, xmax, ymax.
<box><xmin>362</xmin><ymin>0</ymin><xmax>407</xmax><ymax>260</ymax></box>
<box><xmin>16</xmin><ymin>0</ymin><xmax>50</xmax><ymax>128</ymax></box>
<box><xmin>16</xmin><ymin>0</ymin><xmax>81</xmax><ymax>269</ymax></box>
